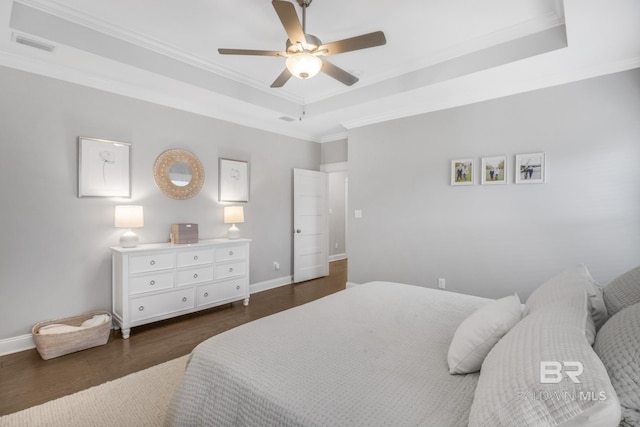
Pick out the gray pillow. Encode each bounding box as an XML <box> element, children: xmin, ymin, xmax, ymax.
<box><xmin>603</xmin><ymin>266</ymin><xmax>640</xmax><ymax>317</ymax></box>
<box><xmin>524</xmin><ymin>264</ymin><xmax>600</xmax><ymax>342</ymax></box>
<box><xmin>469</xmin><ymin>290</ymin><xmax>620</xmax><ymax>426</ymax></box>
<box><xmin>594</xmin><ymin>302</ymin><xmax>640</xmax><ymax>426</ymax></box>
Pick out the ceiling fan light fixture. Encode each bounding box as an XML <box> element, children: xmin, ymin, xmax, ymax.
<box><xmin>286</xmin><ymin>52</ymin><xmax>322</xmax><ymax>79</ymax></box>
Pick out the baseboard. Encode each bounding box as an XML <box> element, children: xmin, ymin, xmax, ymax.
<box><xmin>0</xmin><ymin>333</ymin><xmax>35</xmax><ymax>356</ymax></box>
<box><xmin>329</xmin><ymin>253</ymin><xmax>347</xmax><ymax>262</ymax></box>
<box><xmin>0</xmin><ymin>277</ymin><xmax>295</xmax><ymax>357</ymax></box>
<box><xmin>250</xmin><ymin>276</ymin><xmax>293</xmax><ymax>294</ymax></box>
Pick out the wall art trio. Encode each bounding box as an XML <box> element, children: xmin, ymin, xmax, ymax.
<box><xmin>451</xmin><ymin>152</ymin><xmax>545</xmax><ymax>186</ymax></box>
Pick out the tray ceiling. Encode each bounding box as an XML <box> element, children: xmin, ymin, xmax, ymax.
<box><xmin>1</xmin><ymin>0</ymin><xmax>638</xmax><ymax>142</ymax></box>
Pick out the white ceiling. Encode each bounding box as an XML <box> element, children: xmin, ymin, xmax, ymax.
<box><xmin>1</xmin><ymin>0</ymin><xmax>639</xmax><ymax>142</ymax></box>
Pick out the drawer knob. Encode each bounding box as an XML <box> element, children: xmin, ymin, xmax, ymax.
<box><xmin>182</xmin><ymin>297</ymin><xmax>188</xmax><ymax>302</ymax></box>
<box><xmin>229</xmin><ymin>251</ymin><xmax>234</xmax><ymax>256</ymax></box>
<box><xmin>193</xmin><ymin>255</ymin><xmax>198</xmax><ymax>260</ymax></box>
<box><xmin>229</xmin><ymin>267</ymin><xmax>234</xmax><ymax>273</ymax></box>
<box><xmin>149</xmin><ymin>280</ymin><xmax>156</xmax><ymax>286</ymax></box>
<box><xmin>193</xmin><ymin>273</ymin><xmax>198</xmax><ymax>279</ymax></box>
<box><xmin>236</xmin><ymin>285</ymin><xmax>241</xmax><ymax>290</ymax></box>
<box><xmin>138</xmin><ymin>306</ymin><xmax>144</xmax><ymax>311</ymax></box>
<box><xmin>204</xmin><ymin>292</ymin><xmax>209</xmax><ymax>297</ymax></box>
<box><xmin>150</xmin><ymin>260</ymin><xmax>156</xmax><ymax>266</ymax></box>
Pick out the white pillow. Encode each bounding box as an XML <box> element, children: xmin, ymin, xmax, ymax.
<box><xmin>447</xmin><ymin>294</ymin><xmax>522</xmax><ymax>374</ymax></box>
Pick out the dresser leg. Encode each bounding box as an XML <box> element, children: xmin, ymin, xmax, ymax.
<box><xmin>122</xmin><ymin>328</ymin><xmax>131</xmax><ymax>339</ymax></box>
<box><xmin>243</xmin><ymin>298</ymin><xmax>250</xmax><ymax>306</ymax></box>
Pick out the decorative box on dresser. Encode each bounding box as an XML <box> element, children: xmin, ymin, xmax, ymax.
<box><xmin>111</xmin><ymin>238</ymin><xmax>250</xmax><ymax>339</ymax></box>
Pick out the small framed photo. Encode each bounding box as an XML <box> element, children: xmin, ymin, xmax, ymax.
<box><xmin>219</xmin><ymin>158</ymin><xmax>249</xmax><ymax>202</ymax></box>
<box><xmin>515</xmin><ymin>152</ymin><xmax>545</xmax><ymax>184</ymax></box>
<box><xmin>451</xmin><ymin>158</ymin><xmax>474</xmax><ymax>186</ymax></box>
<box><xmin>481</xmin><ymin>155</ymin><xmax>507</xmax><ymax>185</ymax></box>
<box><xmin>78</xmin><ymin>137</ymin><xmax>131</xmax><ymax>197</ymax></box>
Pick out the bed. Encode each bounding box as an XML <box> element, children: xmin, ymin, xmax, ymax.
<box><xmin>165</xmin><ymin>265</ymin><xmax>640</xmax><ymax>427</ymax></box>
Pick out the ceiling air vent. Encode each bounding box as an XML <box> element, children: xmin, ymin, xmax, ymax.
<box><xmin>13</xmin><ymin>34</ymin><xmax>55</xmax><ymax>52</ymax></box>
<box><xmin>279</xmin><ymin>116</ymin><xmax>296</xmax><ymax>122</ymax></box>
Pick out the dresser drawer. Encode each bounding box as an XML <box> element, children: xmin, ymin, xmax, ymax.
<box><xmin>177</xmin><ymin>248</ymin><xmax>214</xmax><ymax>268</ymax></box>
<box><xmin>176</xmin><ymin>265</ymin><xmax>214</xmax><ymax>287</ymax></box>
<box><xmin>129</xmin><ymin>253</ymin><xmax>175</xmax><ymax>274</ymax></box>
<box><xmin>214</xmin><ymin>261</ymin><xmax>246</xmax><ymax>280</ymax></box>
<box><xmin>112</xmin><ymin>239</ymin><xmax>250</xmax><ymax>339</ymax></box>
<box><xmin>129</xmin><ymin>271</ymin><xmax>174</xmax><ymax>295</ymax></box>
<box><xmin>130</xmin><ymin>289</ymin><xmax>195</xmax><ymax>323</ymax></box>
<box><xmin>215</xmin><ymin>245</ymin><xmax>247</xmax><ymax>262</ymax></box>
<box><xmin>197</xmin><ymin>279</ymin><xmax>246</xmax><ymax>307</ymax></box>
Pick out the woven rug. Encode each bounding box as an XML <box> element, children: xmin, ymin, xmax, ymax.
<box><xmin>0</xmin><ymin>355</ymin><xmax>188</xmax><ymax>427</ymax></box>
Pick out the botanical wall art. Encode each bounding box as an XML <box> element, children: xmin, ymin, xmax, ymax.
<box><xmin>219</xmin><ymin>158</ymin><xmax>249</xmax><ymax>202</ymax></box>
<box><xmin>78</xmin><ymin>137</ymin><xmax>131</xmax><ymax>197</ymax></box>
<box><xmin>481</xmin><ymin>155</ymin><xmax>507</xmax><ymax>185</ymax></box>
<box><xmin>515</xmin><ymin>152</ymin><xmax>545</xmax><ymax>184</ymax></box>
<box><xmin>451</xmin><ymin>158</ymin><xmax>474</xmax><ymax>186</ymax></box>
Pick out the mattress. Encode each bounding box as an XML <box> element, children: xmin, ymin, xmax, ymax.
<box><xmin>165</xmin><ymin>281</ymin><xmax>492</xmax><ymax>426</ymax></box>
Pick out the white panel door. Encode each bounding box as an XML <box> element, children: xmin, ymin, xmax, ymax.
<box><xmin>293</xmin><ymin>168</ymin><xmax>329</xmax><ymax>283</ymax></box>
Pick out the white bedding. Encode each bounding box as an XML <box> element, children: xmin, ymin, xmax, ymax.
<box><xmin>165</xmin><ymin>281</ymin><xmax>492</xmax><ymax>426</ymax></box>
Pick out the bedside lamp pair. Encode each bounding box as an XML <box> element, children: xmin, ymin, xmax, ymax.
<box><xmin>114</xmin><ymin>205</ymin><xmax>244</xmax><ymax>247</ymax></box>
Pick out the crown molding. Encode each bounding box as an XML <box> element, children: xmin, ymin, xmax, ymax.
<box><xmin>303</xmin><ymin>11</ymin><xmax>566</xmax><ymax>105</ymax></box>
<box><xmin>319</xmin><ymin>131</ymin><xmax>348</xmax><ymax>143</ymax></box>
<box><xmin>342</xmin><ymin>56</ymin><xmax>640</xmax><ymax>131</ymax></box>
<box><xmin>14</xmin><ymin>0</ymin><xmax>305</xmax><ymax>105</ymax></box>
<box><xmin>0</xmin><ymin>48</ymin><xmax>322</xmax><ymax>142</ymax></box>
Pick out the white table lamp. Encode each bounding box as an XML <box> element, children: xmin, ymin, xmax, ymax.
<box><xmin>114</xmin><ymin>205</ymin><xmax>144</xmax><ymax>248</ymax></box>
<box><xmin>223</xmin><ymin>206</ymin><xmax>244</xmax><ymax>239</ymax></box>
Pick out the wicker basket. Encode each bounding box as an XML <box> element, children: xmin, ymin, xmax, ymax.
<box><xmin>32</xmin><ymin>311</ymin><xmax>112</xmax><ymax>360</ymax></box>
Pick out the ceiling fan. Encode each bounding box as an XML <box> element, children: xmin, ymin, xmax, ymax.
<box><xmin>218</xmin><ymin>0</ymin><xmax>386</xmax><ymax>88</ymax></box>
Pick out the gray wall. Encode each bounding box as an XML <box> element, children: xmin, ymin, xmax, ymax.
<box><xmin>321</xmin><ymin>139</ymin><xmax>348</xmax><ymax>164</ymax></box>
<box><xmin>348</xmin><ymin>69</ymin><xmax>640</xmax><ymax>299</ymax></box>
<box><xmin>322</xmin><ymin>139</ymin><xmax>348</xmax><ymax>259</ymax></box>
<box><xmin>328</xmin><ymin>171</ymin><xmax>347</xmax><ymax>258</ymax></box>
<box><xmin>0</xmin><ymin>66</ymin><xmax>319</xmax><ymax>339</ymax></box>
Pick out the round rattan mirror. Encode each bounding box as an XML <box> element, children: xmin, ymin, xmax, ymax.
<box><xmin>153</xmin><ymin>149</ymin><xmax>205</xmax><ymax>199</ymax></box>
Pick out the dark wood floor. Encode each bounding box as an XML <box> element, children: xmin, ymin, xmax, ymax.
<box><xmin>0</xmin><ymin>260</ymin><xmax>347</xmax><ymax>416</ymax></box>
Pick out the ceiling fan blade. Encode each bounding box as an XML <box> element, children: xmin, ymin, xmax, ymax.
<box><xmin>319</xmin><ymin>31</ymin><xmax>386</xmax><ymax>56</ymax></box>
<box><xmin>321</xmin><ymin>59</ymin><xmax>359</xmax><ymax>86</ymax></box>
<box><xmin>271</xmin><ymin>68</ymin><xmax>292</xmax><ymax>88</ymax></box>
<box><xmin>218</xmin><ymin>48</ymin><xmax>283</xmax><ymax>56</ymax></box>
<box><xmin>272</xmin><ymin>0</ymin><xmax>307</xmax><ymax>46</ymax></box>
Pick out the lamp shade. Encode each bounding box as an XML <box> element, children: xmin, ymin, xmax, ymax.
<box><xmin>286</xmin><ymin>53</ymin><xmax>322</xmax><ymax>79</ymax></box>
<box><xmin>114</xmin><ymin>205</ymin><xmax>144</xmax><ymax>228</ymax></box>
<box><xmin>223</xmin><ymin>206</ymin><xmax>244</xmax><ymax>224</ymax></box>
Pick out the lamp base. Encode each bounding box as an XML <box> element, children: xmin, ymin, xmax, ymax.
<box><xmin>120</xmin><ymin>230</ymin><xmax>139</xmax><ymax>248</ymax></box>
<box><xmin>227</xmin><ymin>224</ymin><xmax>240</xmax><ymax>240</ymax></box>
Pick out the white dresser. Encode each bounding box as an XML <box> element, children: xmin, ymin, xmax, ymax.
<box><xmin>111</xmin><ymin>239</ymin><xmax>250</xmax><ymax>339</ymax></box>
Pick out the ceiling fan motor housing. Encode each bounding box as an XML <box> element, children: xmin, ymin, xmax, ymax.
<box><xmin>286</xmin><ymin>34</ymin><xmax>322</xmax><ymax>54</ymax></box>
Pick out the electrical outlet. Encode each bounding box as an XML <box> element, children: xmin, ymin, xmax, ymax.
<box><xmin>438</xmin><ymin>278</ymin><xmax>446</xmax><ymax>289</ymax></box>
<box><xmin>273</xmin><ymin>261</ymin><xmax>280</xmax><ymax>271</ymax></box>
<box><xmin>334</xmin><ymin>242</ymin><xmax>339</xmax><ymax>249</ymax></box>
